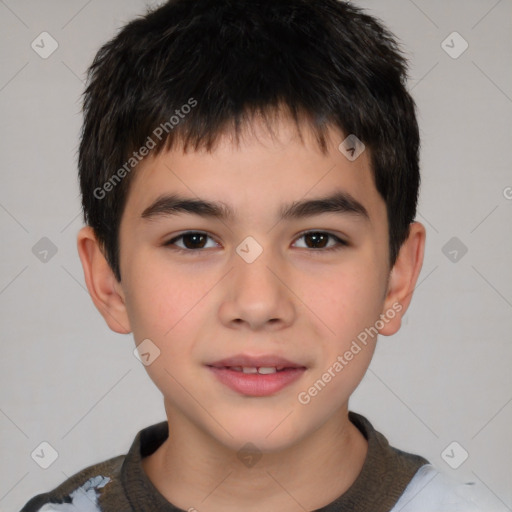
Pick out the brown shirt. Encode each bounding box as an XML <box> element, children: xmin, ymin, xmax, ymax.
<box><xmin>21</xmin><ymin>412</ymin><xmax>428</xmax><ymax>512</ymax></box>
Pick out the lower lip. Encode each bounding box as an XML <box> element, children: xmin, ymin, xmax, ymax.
<box><xmin>208</xmin><ymin>367</ymin><xmax>306</xmax><ymax>397</ymax></box>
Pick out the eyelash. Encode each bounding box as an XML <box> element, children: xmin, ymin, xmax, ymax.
<box><xmin>163</xmin><ymin>231</ymin><xmax>348</xmax><ymax>255</ymax></box>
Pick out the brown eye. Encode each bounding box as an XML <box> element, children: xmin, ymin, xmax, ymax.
<box><xmin>180</xmin><ymin>233</ymin><xmax>208</xmax><ymax>249</ymax></box>
<box><xmin>304</xmin><ymin>232</ymin><xmax>329</xmax><ymax>248</ymax></box>
<box><xmin>164</xmin><ymin>232</ymin><xmax>218</xmax><ymax>251</ymax></box>
<box><xmin>293</xmin><ymin>231</ymin><xmax>348</xmax><ymax>251</ymax></box>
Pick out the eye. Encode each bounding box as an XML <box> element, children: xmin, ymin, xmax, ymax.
<box><xmin>163</xmin><ymin>230</ymin><xmax>348</xmax><ymax>253</ymax></box>
<box><xmin>164</xmin><ymin>232</ymin><xmax>219</xmax><ymax>252</ymax></box>
<box><xmin>293</xmin><ymin>231</ymin><xmax>348</xmax><ymax>251</ymax></box>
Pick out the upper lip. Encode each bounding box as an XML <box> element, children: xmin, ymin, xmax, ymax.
<box><xmin>208</xmin><ymin>354</ymin><xmax>305</xmax><ymax>369</ymax></box>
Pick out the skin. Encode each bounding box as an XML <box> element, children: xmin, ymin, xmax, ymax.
<box><xmin>77</xmin><ymin>115</ymin><xmax>425</xmax><ymax>512</ymax></box>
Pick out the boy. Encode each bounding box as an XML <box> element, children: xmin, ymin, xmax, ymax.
<box><xmin>21</xmin><ymin>0</ymin><xmax>505</xmax><ymax>510</ymax></box>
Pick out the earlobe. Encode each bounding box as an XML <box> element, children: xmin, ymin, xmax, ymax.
<box><xmin>379</xmin><ymin>222</ymin><xmax>426</xmax><ymax>336</ymax></box>
<box><xmin>76</xmin><ymin>226</ymin><xmax>132</xmax><ymax>334</ymax></box>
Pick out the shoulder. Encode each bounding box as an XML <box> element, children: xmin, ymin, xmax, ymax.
<box><xmin>20</xmin><ymin>420</ymin><xmax>169</xmax><ymax>512</ymax></box>
<box><xmin>390</xmin><ymin>464</ymin><xmax>509</xmax><ymax>512</ymax></box>
<box><xmin>20</xmin><ymin>454</ymin><xmax>129</xmax><ymax>512</ymax></box>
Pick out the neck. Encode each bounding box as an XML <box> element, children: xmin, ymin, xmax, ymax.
<box><xmin>142</xmin><ymin>406</ymin><xmax>368</xmax><ymax>512</ymax></box>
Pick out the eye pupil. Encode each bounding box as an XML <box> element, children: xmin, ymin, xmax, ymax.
<box><xmin>305</xmin><ymin>232</ymin><xmax>328</xmax><ymax>248</ymax></box>
<box><xmin>183</xmin><ymin>233</ymin><xmax>206</xmax><ymax>249</ymax></box>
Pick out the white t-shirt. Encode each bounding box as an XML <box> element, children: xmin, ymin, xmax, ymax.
<box><xmin>391</xmin><ymin>464</ymin><xmax>510</xmax><ymax>512</ymax></box>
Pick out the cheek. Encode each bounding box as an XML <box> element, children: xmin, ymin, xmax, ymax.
<box><xmin>295</xmin><ymin>267</ymin><xmax>382</xmax><ymax>413</ymax></box>
<box><xmin>300</xmin><ymin>262</ymin><xmax>386</xmax><ymax>343</ymax></box>
<box><xmin>122</xmin><ymin>256</ymin><xmax>206</xmax><ymax>341</ymax></box>
<box><xmin>123</xmin><ymin>263</ymin><xmax>208</xmax><ymax>391</ymax></box>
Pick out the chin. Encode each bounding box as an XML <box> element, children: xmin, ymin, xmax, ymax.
<box><xmin>209</xmin><ymin>412</ymin><xmax>309</xmax><ymax>454</ymax></box>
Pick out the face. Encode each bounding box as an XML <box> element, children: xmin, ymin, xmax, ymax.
<box><xmin>113</xmin><ymin>117</ymin><xmax>395</xmax><ymax>452</ymax></box>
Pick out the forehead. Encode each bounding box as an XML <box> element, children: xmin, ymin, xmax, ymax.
<box><xmin>122</xmin><ymin>115</ymin><xmax>385</xmax><ymax>225</ymax></box>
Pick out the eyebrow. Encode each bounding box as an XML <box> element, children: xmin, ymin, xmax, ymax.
<box><xmin>141</xmin><ymin>191</ymin><xmax>369</xmax><ymax>222</ymax></box>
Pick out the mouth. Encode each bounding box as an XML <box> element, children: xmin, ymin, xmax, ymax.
<box><xmin>215</xmin><ymin>366</ymin><xmax>292</xmax><ymax>374</ymax></box>
<box><xmin>206</xmin><ymin>355</ymin><xmax>307</xmax><ymax>397</ymax></box>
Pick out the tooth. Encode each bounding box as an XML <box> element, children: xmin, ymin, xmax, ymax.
<box><xmin>230</xmin><ymin>366</ymin><xmax>243</xmax><ymax>372</ymax></box>
<box><xmin>258</xmin><ymin>367</ymin><xmax>277</xmax><ymax>374</ymax></box>
<box><xmin>242</xmin><ymin>367</ymin><xmax>258</xmax><ymax>374</ymax></box>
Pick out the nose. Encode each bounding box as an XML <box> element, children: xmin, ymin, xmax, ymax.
<box><xmin>218</xmin><ymin>247</ymin><xmax>296</xmax><ymax>332</ymax></box>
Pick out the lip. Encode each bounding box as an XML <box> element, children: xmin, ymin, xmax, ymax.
<box><xmin>209</xmin><ymin>354</ymin><xmax>304</xmax><ymax>369</ymax></box>
<box><xmin>207</xmin><ymin>354</ymin><xmax>307</xmax><ymax>397</ymax></box>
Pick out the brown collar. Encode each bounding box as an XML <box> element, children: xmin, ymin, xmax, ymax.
<box><xmin>121</xmin><ymin>412</ymin><xmax>428</xmax><ymax>512</ymax></box>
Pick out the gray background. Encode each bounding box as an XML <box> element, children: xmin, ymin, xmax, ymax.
<box><xmin>1</xmin><ymin>0</ymin><xmax>511</xmax><ymax>510</ymax></box>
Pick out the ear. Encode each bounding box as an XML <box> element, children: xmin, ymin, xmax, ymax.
<box><xmin>77</xmin><ymin>226</ymin><xmax>132</xmax><ymax>334</ymax></box>
<box><xmin>379</xmin><ymin>221</ymin><xmax>426</xmax><ymax>336</ymax></box>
